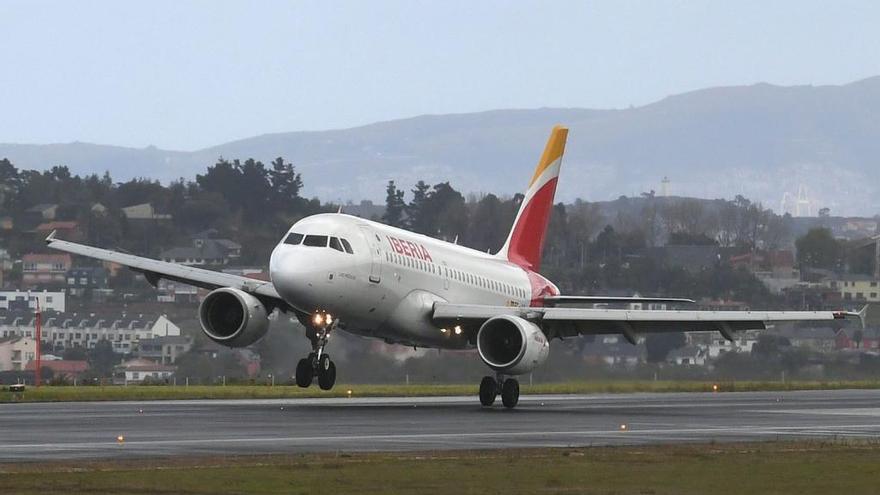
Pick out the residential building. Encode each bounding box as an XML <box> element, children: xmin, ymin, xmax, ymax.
<box><xmin>835</xmin><ymin>328</ymin><xmax>880</xmax><ymax>351</ymax></box>
<box><xmin>667</xmin><ymin>346</ymin><xmax>707</xmax><ymax>366</ymax></box>
<box><xmin>22</xmin><ymin>253</ymin><xmax>72</xmax><ymax>288</ymax></box>
<box><xmin>65</xmin><ymin>267</ymin><xmax>109</xmax><ymax>297</ymax></box>
<box><xmin>115</xmin><ymin>357</ymin><xmax>176</xmax><ymax>383</ymax></box>
<box><xmin>731</xmin><ymin>250</ymin><xmax>801</xmax><ymax>294</ymax></box>
<box><xmin>0</xmin><ymin>337</ymin><xmax>36</xmax><ymax>371</ymax></box>
<box><xmin>0</xmin><ymin>248</ymin><xmax>12</xmax><ymax>271</ymax></box>
<box><xmin>24</xmin><ymin>359</ymin><xmax>89</xmax><ymax>381</ymax></box>
<box><xmin>0</xmin><ymin>290</ymin><xmax>65</xmax><ymax>312</ymax></box>
<box><xmin>156</xmin><ymin>279</ymin><xmax>198</xmax><ymax>304</ymax></box>
<box><xmin>688</xmin><ymin>331</ymin><xmax>758</xmax><ymax>358</ymax></box>
<box><xmin>828</xmin><ymin>275</ymin><xmax>880</xmax><ymax>303</ymax></box>
<box><xmin>781</xmin><ymin>283</ymin><xmax>842</xmax><ymax>310</ymax></box>
<box><xmin>136</xmin><ymin>335</ymin><xmax>193</xmax><ymax>364</ymax></box>
<box><xmin>0</xmin><ymin>312</ymin><xmax>180</xmax><ymax>354</ymax></box>
<box><xmin>778</xmin><ymin>327</ymin><xmax>840</xmax><ymax>352</ymax></box>
<box><xmin>160</xmin><ymin>231</ymin><xmax>242</xmax><ymax>266</ymax></box>
<box><xmin>23</xmin><ymin>203</ymin><xmax>58</xmax><ymax>224</ymax></box>
<box><xmin>121</xmin><ymin>203</ymin><xmax>172</xmax><ymax>221</ymax></box>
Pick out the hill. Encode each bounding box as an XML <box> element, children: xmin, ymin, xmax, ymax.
<box><xmin>2</xmin><ymin>77</ymin><xmax>879</xmax><ymax>215</ymax></box>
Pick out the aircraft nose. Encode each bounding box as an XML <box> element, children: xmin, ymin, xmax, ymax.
<box><xmin>269</xmin><ymin>244</ymin><xmax>303</xmax><ymax>301</ymax></box>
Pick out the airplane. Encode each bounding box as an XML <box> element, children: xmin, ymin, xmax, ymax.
<box><xmin>46</xmin><ymin>125</ymin><xmax>866</xmax><ymax>408</ymax></box>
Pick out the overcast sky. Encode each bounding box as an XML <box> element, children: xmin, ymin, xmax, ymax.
<box><xmin>2</xmin><ymin>0</ymin><xmax>879</xmax><ymax>150</ymax></box>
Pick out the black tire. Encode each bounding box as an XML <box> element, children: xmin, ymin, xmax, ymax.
<box><xmin>479</xmin><ymin>376</ymin><xmax>497</xmax><ymax>407</ymax></box>
<box><xmin>319</xmin><ymin>354</ymin><xmax>331</xmax><ymax>371</ymax></box>
<box><xmin>501</xmin><ymin>378</ymin><xmax>519</xmax><ymax>409</ymax></box>
<box><xmin>295</xmin><ymin>358</ymin><xmax>313</xmax><ymax>388</ymax></box>
<box><xmin>318</xmin><ymin>360</ymin><xmax>336</xmax><ymax>390</ymax></box>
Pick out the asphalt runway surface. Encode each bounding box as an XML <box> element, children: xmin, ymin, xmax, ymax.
<box><xmin>4</xmin><ymin>389</ymin><xmax>880</xmax><ymax>461</ymax></box>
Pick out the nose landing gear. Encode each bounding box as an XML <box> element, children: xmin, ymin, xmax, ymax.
<box><xmin>478</xmin><ymin>374</ymin><xmax>520</xmax><ymax>409</ymax></box>
<box><xmin>295</xmin><ymin>311</ymin><xmax>337</xmax><ymax>390</ymax></box>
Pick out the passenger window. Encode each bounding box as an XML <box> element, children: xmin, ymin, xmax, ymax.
<box><xmin>303</xmin><ymin>235</ymin><xmax>328</xmax><ymax>247</ymax></box>
<box><xmin>284</xmin><ymin>232</ymin><xmax>304</xmax><ymax>245</ymax></box>
<box><xmin>329</xmin><ymin>237</ymin><xmax>344</xmax><ymax>252</ymax></box>
<box><xmin>340</xmin><ymin>238</ymin><xmax>354</xmax><ymax>254</ymax></box>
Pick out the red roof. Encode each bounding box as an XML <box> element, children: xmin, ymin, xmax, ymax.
<box><xmin>25</xmin><ymin>360</ymin><xmax>89</xmax><ymax>373</ymax></box>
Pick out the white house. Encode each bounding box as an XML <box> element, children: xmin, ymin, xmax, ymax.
<box><xmin>0</xmin><ymin>312</ymin><xmax>180</xmax><ymax>354</ymax></box>
<box><xmin>0</xmin><ymin>290</ymin><xmax>66</xmax><ymax>312</ymax></box>
<box><xmin>0</xmin><ymin>337</ymin><xmax>36</xmax><ymax>371</ymax></box>
<box><xmin>115</xmin><ymin>357</ymin><xmax>176</xmax><ymax>383</ymax></box>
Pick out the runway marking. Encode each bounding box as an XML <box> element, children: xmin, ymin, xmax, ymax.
<box><xmin>754</xmin><ymin>408</ymin><xmax>880</xmax><ymax>417</ymax></box>
<box><xmin>6</xmin><ymin>423</ymin><xmax>880</xmax><ymax>451</ymax></box>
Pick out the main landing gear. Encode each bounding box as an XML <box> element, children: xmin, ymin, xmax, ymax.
<box><xmin>479</xmin><ymin>374</ymin><xmax>520</xmax><ymax>409</ymax></box>
<box><xmin>295</xmin><ymin>311</ymin><xmax>337</xmax><ymax>390</ymax></box>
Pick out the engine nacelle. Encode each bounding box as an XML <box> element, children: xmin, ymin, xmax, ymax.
<box><xmin>476</xmin><ymin>315</ymin><xmax>549</xmax><ymax>375</ymax></box>
<box><xmin>199</xmin><ymin>287</ymin><xmax>270</xmax><ymax>347</ymax></box>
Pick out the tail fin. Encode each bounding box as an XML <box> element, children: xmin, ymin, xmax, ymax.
<box><xmin>497</xmin><ymin>125</ymin><xmax>568</xmax><ymax>271</ymax></box>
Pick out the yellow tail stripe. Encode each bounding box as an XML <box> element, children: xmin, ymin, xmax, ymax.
<box><xmin>528</xmin><ymin>125</ymin><xmax>569</xmax><ymax>188</ymax></box>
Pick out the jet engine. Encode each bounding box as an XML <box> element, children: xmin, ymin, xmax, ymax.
<box><xmin>199</xmin><ymin>287</ymin><xmax>270</xmax><ymax>347</ymax></box>
<box><xmin>476</xmin><ymin>315</ymin><xmax>549</xmax><ymax>375</ymax></box>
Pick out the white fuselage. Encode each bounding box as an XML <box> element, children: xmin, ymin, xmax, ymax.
<box><xmin>269</xmin><ymin>213</ymin><xmax>557</xmax><ymax>349</ymax></box>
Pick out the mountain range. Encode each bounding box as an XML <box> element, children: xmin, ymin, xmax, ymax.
<box><xmin>3</xmin><ymin>77</ymin><xmax>879</xmax><ymax>216</ymax></box>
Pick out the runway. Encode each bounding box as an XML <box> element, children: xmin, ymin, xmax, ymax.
<box><xmin>4</xmin><ymin>389</ymin><xmax>880</xmax><ymax>461</ymax></box>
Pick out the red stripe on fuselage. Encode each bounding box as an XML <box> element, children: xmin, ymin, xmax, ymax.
<box><xmin>506</xmin><ymin>177</ymin><xmax>558</xmax><ymax>272</ymax></box>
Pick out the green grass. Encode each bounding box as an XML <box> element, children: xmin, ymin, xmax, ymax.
<box><xmin>3</xmin><ymin>441</ymin><xmax>880</xmax><ymax>494</ymax></box>
<box><xmin>5</xmin><ymin>379</ymin><xmax>880</xmax><ymax>403</ymax></box>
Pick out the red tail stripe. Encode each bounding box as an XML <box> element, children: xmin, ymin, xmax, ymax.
<box><xmin>505</xmin><ymin>177</ymin><xmax>558</xmax><ymax>272</ymax></box>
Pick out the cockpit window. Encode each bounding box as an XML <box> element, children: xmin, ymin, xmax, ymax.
<box><xmin>340</xmin><ymin>238</ymin><xmax>354</xmax><ymax>254</ymax></box>
<box><xmin>284</xmin><ymin>232</ymin><xmax>304</xmax><ymax>245</ymax></box>
<box><xmin>329</xmin><ymin>237</ymin><xmax>344</xmax><ymax>252</ymax></box>
<box><xmin>303</xmin><ymin>235</ymin><xmax>329</xmax><ymax>247</ymax></box>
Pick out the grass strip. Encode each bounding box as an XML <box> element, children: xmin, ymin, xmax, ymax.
<box><xmin>4</xmin><ymin>380</ymin><xmax>880</xmax><ymax>403</ymax></box>
<box><xmin>2</xmin><ymin>440</ymin><xmax>880</xmax><ymax>494</ymax></box>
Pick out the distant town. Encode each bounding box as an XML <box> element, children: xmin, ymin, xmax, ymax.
<box><xmin>1</xmin><ymin>157</ymin><xmax>879</xmax><ymax>385</ymax></box>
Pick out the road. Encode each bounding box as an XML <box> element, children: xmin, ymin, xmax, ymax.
<box><xmin>3</xmin><ymin>389</ymin><xmax>880</xmax><ymax>461</ymax></box>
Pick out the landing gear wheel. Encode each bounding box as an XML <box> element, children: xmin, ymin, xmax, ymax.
<box><xmin>479</xmin><ymin>376</ymin><xmax>497</xmax><ymax>407</ymax></box>
<box><xmin>319</xmin><ymin>354</ymin><xmax>331</xmax><ymax>373</ymax></box>
<box><xmin>318</xmin><ymin>360</ymin><xmax>336</xmax><ymax>391</ymax></box>
<box><xmin>501</xmin><ymin>378</ymin><xmax>520</xmax><ymax>409</ymax></box>
<box><xmin>295</xmin><ymin>358</ymin><xmax>313</xmax><ymax>388</ymax></box>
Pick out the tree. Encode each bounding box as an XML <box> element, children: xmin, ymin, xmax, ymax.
<box><xmin>796</xmin><ymin>228</ymin><xmax>843</xmax><ymax>271</ymax></box>
<box><xmin>88</xmin><ymin>340</ymin><xmax>120</xmax><ymax>377</ymax></box>
<box><xmin>853</xmin><ymin>329</ymin><xmax>864</xmax><ymax>349</ymax></box>
<box><xmin>427</xmin><ymin>182</ymin><xmax>467</xmax><ymax>241</ymax></box>
<box><xmin>0</xmin><ymin>158</ymin><xmax>20</xmax><ymax>211</ymax></box>
<box><xmin>406</xmin><ymin>181</ymin><xmax>431</xmax><ymax>234</ymax></box>
<box><xmin>467</xmin><ymin>194</ymin><xmax>507</xmax><ymax>252</ymax></box>
<box><xmin>268</xmin><ymin>157</ymin><xmax>303</xmax><ymax>211</ymax></box>
<box><xmin>382</xmin><ymin>180</ymin><xmax>406</xmax><ymax>227</ymax></box>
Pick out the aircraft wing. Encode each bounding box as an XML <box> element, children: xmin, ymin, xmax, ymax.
<box><xmin>45</xmin><ymin>231</ymin><xmax>289</xmax><ymax>309</ymax></box>
<box><xmin>433</xmin><ymin>303</ymin><xmax>865</xmax><ymax>343</ymax></box>
<box><xmin>543</xmin><ymin>295</ymin><xmax>696</xmax><ymax>306</ymax></box>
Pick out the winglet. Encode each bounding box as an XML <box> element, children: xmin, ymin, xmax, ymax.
<box><xmin>834</xmin><ymin>305</ymin><xmax>869</xmax><ymax>329</ymax></box>
<box><xmin>45</xmin><ymin>229</ymin><xmax>57</xmax><ymax>244</ymax></box>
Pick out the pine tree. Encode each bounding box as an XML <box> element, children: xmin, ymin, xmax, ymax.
<box><xmin>382</xmin><ymin>180</ymin><xmax>406</xmax><ymax>227</ymax></box>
